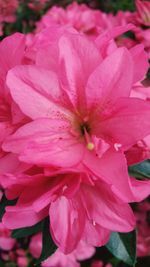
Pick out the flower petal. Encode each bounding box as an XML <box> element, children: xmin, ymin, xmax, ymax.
<box><xmin>97</xmin><ymin>98</ymin><xmax>150</xmax><ymax>149</ymax></box>
<box><xmin>58</xmin><ymin>33</ymin><xmax>101</xmax><ymax>109</ymax></box>
<box><xmin>86</xmin><ymin>47</ymin><xmax>133</xmax><ymax>110</ymax></box>
<box><xmin>130</xmin><ymin>44</ymin><xmax>149</xmax><ymax>83</ymax></box>
<box><xmin>83</xmin><ymin>221</ymin><xmax>110</xmax><ymax>247</ymax></box>
<box><xmin>7</xmin><ymin>65</ymin><xmax>70</xmax><ymax>120</ymax></box>
<box><xmin>83</xmin><ymin>149</ymin><xmax>135</xmax><ymax>202</ymax></box>
<box><xmin>81</xmin><ymin>182</ymin><xmax>135</xmax><ymax>232</ymax></box>
<box><xmin>49</xmin><ymin>195</ymin><xmax>85</xmax><ymax>253</ymax></box>
<box><xmin>2</xmin><ymin>205</ymin><xmax>47</xmax><ymax>229</ymax></box>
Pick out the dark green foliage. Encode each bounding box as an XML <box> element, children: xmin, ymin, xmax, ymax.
<box><xmin>128</xmin><ymin>160</ymin><xmax>150</xmax><ymax>179</ymax></box>
<box><xmin>96</xmin><ymin>0</ymin><xmax>135</xmax><ymax>13</ymax></box>
<box><xmin>35</xmin><ymin>217</ymin><xmax>57</xmax><ymax>265</ymax></box>
<box><xmin>11</xmin><ymin>220</ymin><xmax>43</xmax><ymax>239</ymax></box>
<box><xmin>0</xmin><ymin>195</ymin><xmax>17</xmax><ymax>221</ymax></box>
<box><xmin>106</xmin><ymin>231</ymin><xmax>137</xmax><ymax>266</ymax></box>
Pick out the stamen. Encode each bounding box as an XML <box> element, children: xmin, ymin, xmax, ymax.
<box><xmin>87</xmin><ymin>142</ymin><xmax>95</xmax><ymax>150</ymax></box>
<box><xmin>62</xmin><ymin>185</ymin><xmax>68</xmax><ymax>192</ymax></box>
<box><xmin>92</xmin><ymin>220</ymin><xmax>96</xmax><ymax>226</ymax></box>
<box><xmin>114</xmin><ymin>143</ymin><xmax>122</xmax><ymax>151</ymax></box>
<box><xmin>83</xmin><ymin>126</ymin><xmax>95</xmax><ymax>151</ymax></box>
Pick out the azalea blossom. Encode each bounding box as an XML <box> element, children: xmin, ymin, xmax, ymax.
<box><xmin>2</xmin><ymin>31</ymin><xmax>150</xmax><ymax>253</ymax></box>
<box><xmin>0</xmin><ymin>33</ymin><xmax>32</xmax><ymax>176</ymax></box>
<box><xmin>30</xmin><ymin>232</ymin><xmax>95</xmax><ymax>267</ymax></box>
<box><xmin>1</xmin><ymin>169</ymin><xmax>136</xmax><ymax>253</ymax></box>
<box><xmin>0</xmin><ymin>222</ymin><xmax>16</xmax><ymax>251</ymax></box>
<box><xmin>126</xmin><ymin>82</ymin><xmax>150</xmax><ymax>165</ymax></box>
<box><xmin>0</xmin><ymin>0</ymin><xmax>18</xmax><ymax>35</ymax></box>
<box><xmin>3</xmin><ymin>31</ymin><xmax>150</xmax><ymax>201</ymax></box>
<box><xmin>1</xmin><ymin>11</ymin><xmax>150</xmax><ymax>259</ymax></box>
<box><xmin>135</xmin><ymin>0</ymin><xmax>150</xmax><ymax>26</ymax></box>
<box><xmin>36</xmin><ymin>2</ymin><xmax>109</xmax><ymax>38</ymax></box>
<box><xmin>0</xmin><ymin>0</ymin><xmax>18</xmax><ymax>23</ymax></box>
<box><xmin>0</xmin><ymin>32</ymin><xmax>26</xmax><ymax>144</ymax></box>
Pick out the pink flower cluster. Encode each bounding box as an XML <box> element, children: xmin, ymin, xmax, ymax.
<box><xmin>0</xmin><ymin>0</ymin><xmax>150</xmax><ymax>264</ymax></box>
<box><xmin>30</xmin><ymin>233</ymin><xmax>95</xmax><ymax>267</ymax></box>
<box><xmin>0</xmin><ymin>0</ymin><xmax>18</xmax><ymax>35</ymax></box>
<box><xmin>36</xmin><ymin>1</ymin><xmax>150</xmax><ymax>56</ymax></box>
<box><xmin>0</xmin><ymin>0</ymin><xmax>18</xmax><ymax>23</ymax></box>
<box><xmin>0</xmin><ymin>222</ymin><xmax>28</xmax><ymax>267</ymax></box>
<box><xmin>36</xmin><ymin>1</ymin><xmax>109</xmax><ymax>37</ymax></box>
<box><xmin>29</xmin><ymin>231</ymin><xmax>113</xmax><ymax>266</ymax></box>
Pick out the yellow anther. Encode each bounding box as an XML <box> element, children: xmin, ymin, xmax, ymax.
<box><xmin>87</xmin><ymin>142</ymin><xmax>95</xmax><ymax>150</ymax></box>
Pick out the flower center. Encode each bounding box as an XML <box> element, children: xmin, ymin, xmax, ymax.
<box><xmin>80</xmin><ymin>122</ymin><xmax>95</xmax><ymax>151</ymax></box>
<box><xmin>80</xmin><ymin>122</ymin><xmax>90</xmax><ymax>135</ymax></box>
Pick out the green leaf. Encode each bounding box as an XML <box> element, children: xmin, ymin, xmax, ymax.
<box><xmin>11</xmin><ymin>220</ymin><xmax>43</xmax><ymax>238</ymax></box>
<box><xmin>36</xmin><ymin>217</ymin><xmax>57</xmax><ymax>265</ymax></box>
<box><xmin>109</xmin><ymin>257</ymin><xmax>121</xmax><ymax>267</ymax></box>
<box><xmin>0</xmin><ymin>195</ymin><xmax>17</xmax><ymax>221</ymax></box>
<box><xmin>106</xmin><ymin>230</ymin><xmax>137</xmax><ymax>266</ymax></box>
<box><xmin>0</xmin><ymin>260</ymin><xmax>5</xmax><ymax>267</ymax></box>
<box><xmin>128</xmin><ymin>160</ymin><xmax>150</xmax><ymax>179</ymax></box>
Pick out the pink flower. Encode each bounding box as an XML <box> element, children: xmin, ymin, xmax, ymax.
<box><xmin>36</xmin><ymin>2</ymin><xmax>109</xmax><ymax>39</ymax></box>
<box><xmin>3</xmin><ymin>32</ymin><xmax>150</xmax><ymax>201</ymax></box>
<box><xmin>43</xmin><ymin>241</ymin><xmax>95</xmax><ymax>267</ymax></box>
<box><xmin>30</xmin><ymin>232</ymin><xmax>95</xmax><ymax>267</ymax></box>
<box><xmin>134</xmin><ymin>28</ymin><xmax>150</xmax><ymax>58</ymax></box>
<box><xmin>2</xmin><ymin>31</ymin><xmax>150</xmax><ymax>254</ymax></box>
<box><xmin>29</xmin><ymin>233</ymin><xmax>42</xmax><ymax>258</ymax></box>
<box><xmin>1</xmin><ymin>165</ymin><xmax>150</xmax><ymax>253</ymax></box>
<box><xmin>0</xmin><ymin>0</ymin><xmax>18</xmax><ymax>23</ymax></box>
<box><xmin>126</xmin><ymin>81</ymin><xmax>150</xmax><ymax>165</ymax></box>
<box><xmin>0</xmin><ymin>33</ymin><xmax>26</xmax><ymax>146</ymax></box>
<box><xmin>0</xmin><ymin>0</ymin><xmax>18</xmax><ymax>35</ymax></box>
<box><xmin>0</xmin><ymin>222</ymin><xmax>16</xmax><ymax>251</ymax></box>
<box><xmin>136</xmin><ymin>0</ymin><xmax>150</xmax><ymax>26</ymax></box>
<box><xmin>17</xmin><ymin>256</ymin><xmax>28</xmax><ymax>267</ymax></box>
<box><xmin>0</xmin><ymin>33</ymin><xmax>32</xmax><ymax>176</ymax></box>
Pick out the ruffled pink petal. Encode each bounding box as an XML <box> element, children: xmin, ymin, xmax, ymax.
<box><xmin>97</xmin><ymin>98</ymin><xmax>150</xmax><ymax>149</ymax></box>
<box><xmin>3</xmin><ymin>118</ymin><xmax>84</xmax><ymax>168</ymax></box>
<box><xmin>58</xmin><ymin>33</ymin><xmax>101</xmax><ymax>109</ymax></box>
<box><xmin>0</xmin><ymin>33</ymin><xmax>25</xmax><ymax>94</ymax></box>
<box><xmin>2</xmin><ymin>205</ymin><xmax>48</xmax><ymax>229</ymax></box>
<box><xmin>20</xmin><ymin>133</ymin><xmax>85</xmax><ymax>168</ymax></box>
<box><xmin>0</xmin><ymin>153</ymin><xmax>30</xmax><ymax>175</ymax></box>
<box><xmin>81</xmin><ymin>182</ymin><xmax>135</xmax><ymax>232</ymax></box>
<box><xmin>0</xmin><ymin>237</ymin><xmax>16</xmax><ymax>251</ymax></box>
<box><xmin>129</xmin><ymin>177</ymin><xmax>150</xmax><ymax>202</ymax></box>
<box><xmin>3</xmin><ymin>118</ymin><xmax>71</xmax><ymax>153</ymax></box>
<box><xmin>49</xmin><ymin>195</ymin><xmax>86</xmax><ymax>253</ymax></box>
<box><xmin>83</xmin><ymin>221</ymin><xmax>110</xmax><ymax>247</ymax></box>
<box><xmin>83</xmin><ymin>149</ymin><xmax>135</xmax><ymax>202</ymax></box>
<box><xmin>74</xmin><ymin>240</ymin><xmax>95</xmax><ymax>261</ymax></box>
<box><xmin>86</xmin><ymin>47</ymin><xmax>133</xmax><ymax>110</ymax></box>
<box><xmin>130</xmin><ymin>44</ymin><xmax>149</xmax><ymax>83</ymax></box>
<box><xmin>7</xmin><ymin>65</ymin><xmax>71</xmax><ymax>120</ymax></box>
<box><xmin>95</xmin><ymin>24</ymin><xmax>135</xmax><ymax>57</ymax></box>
